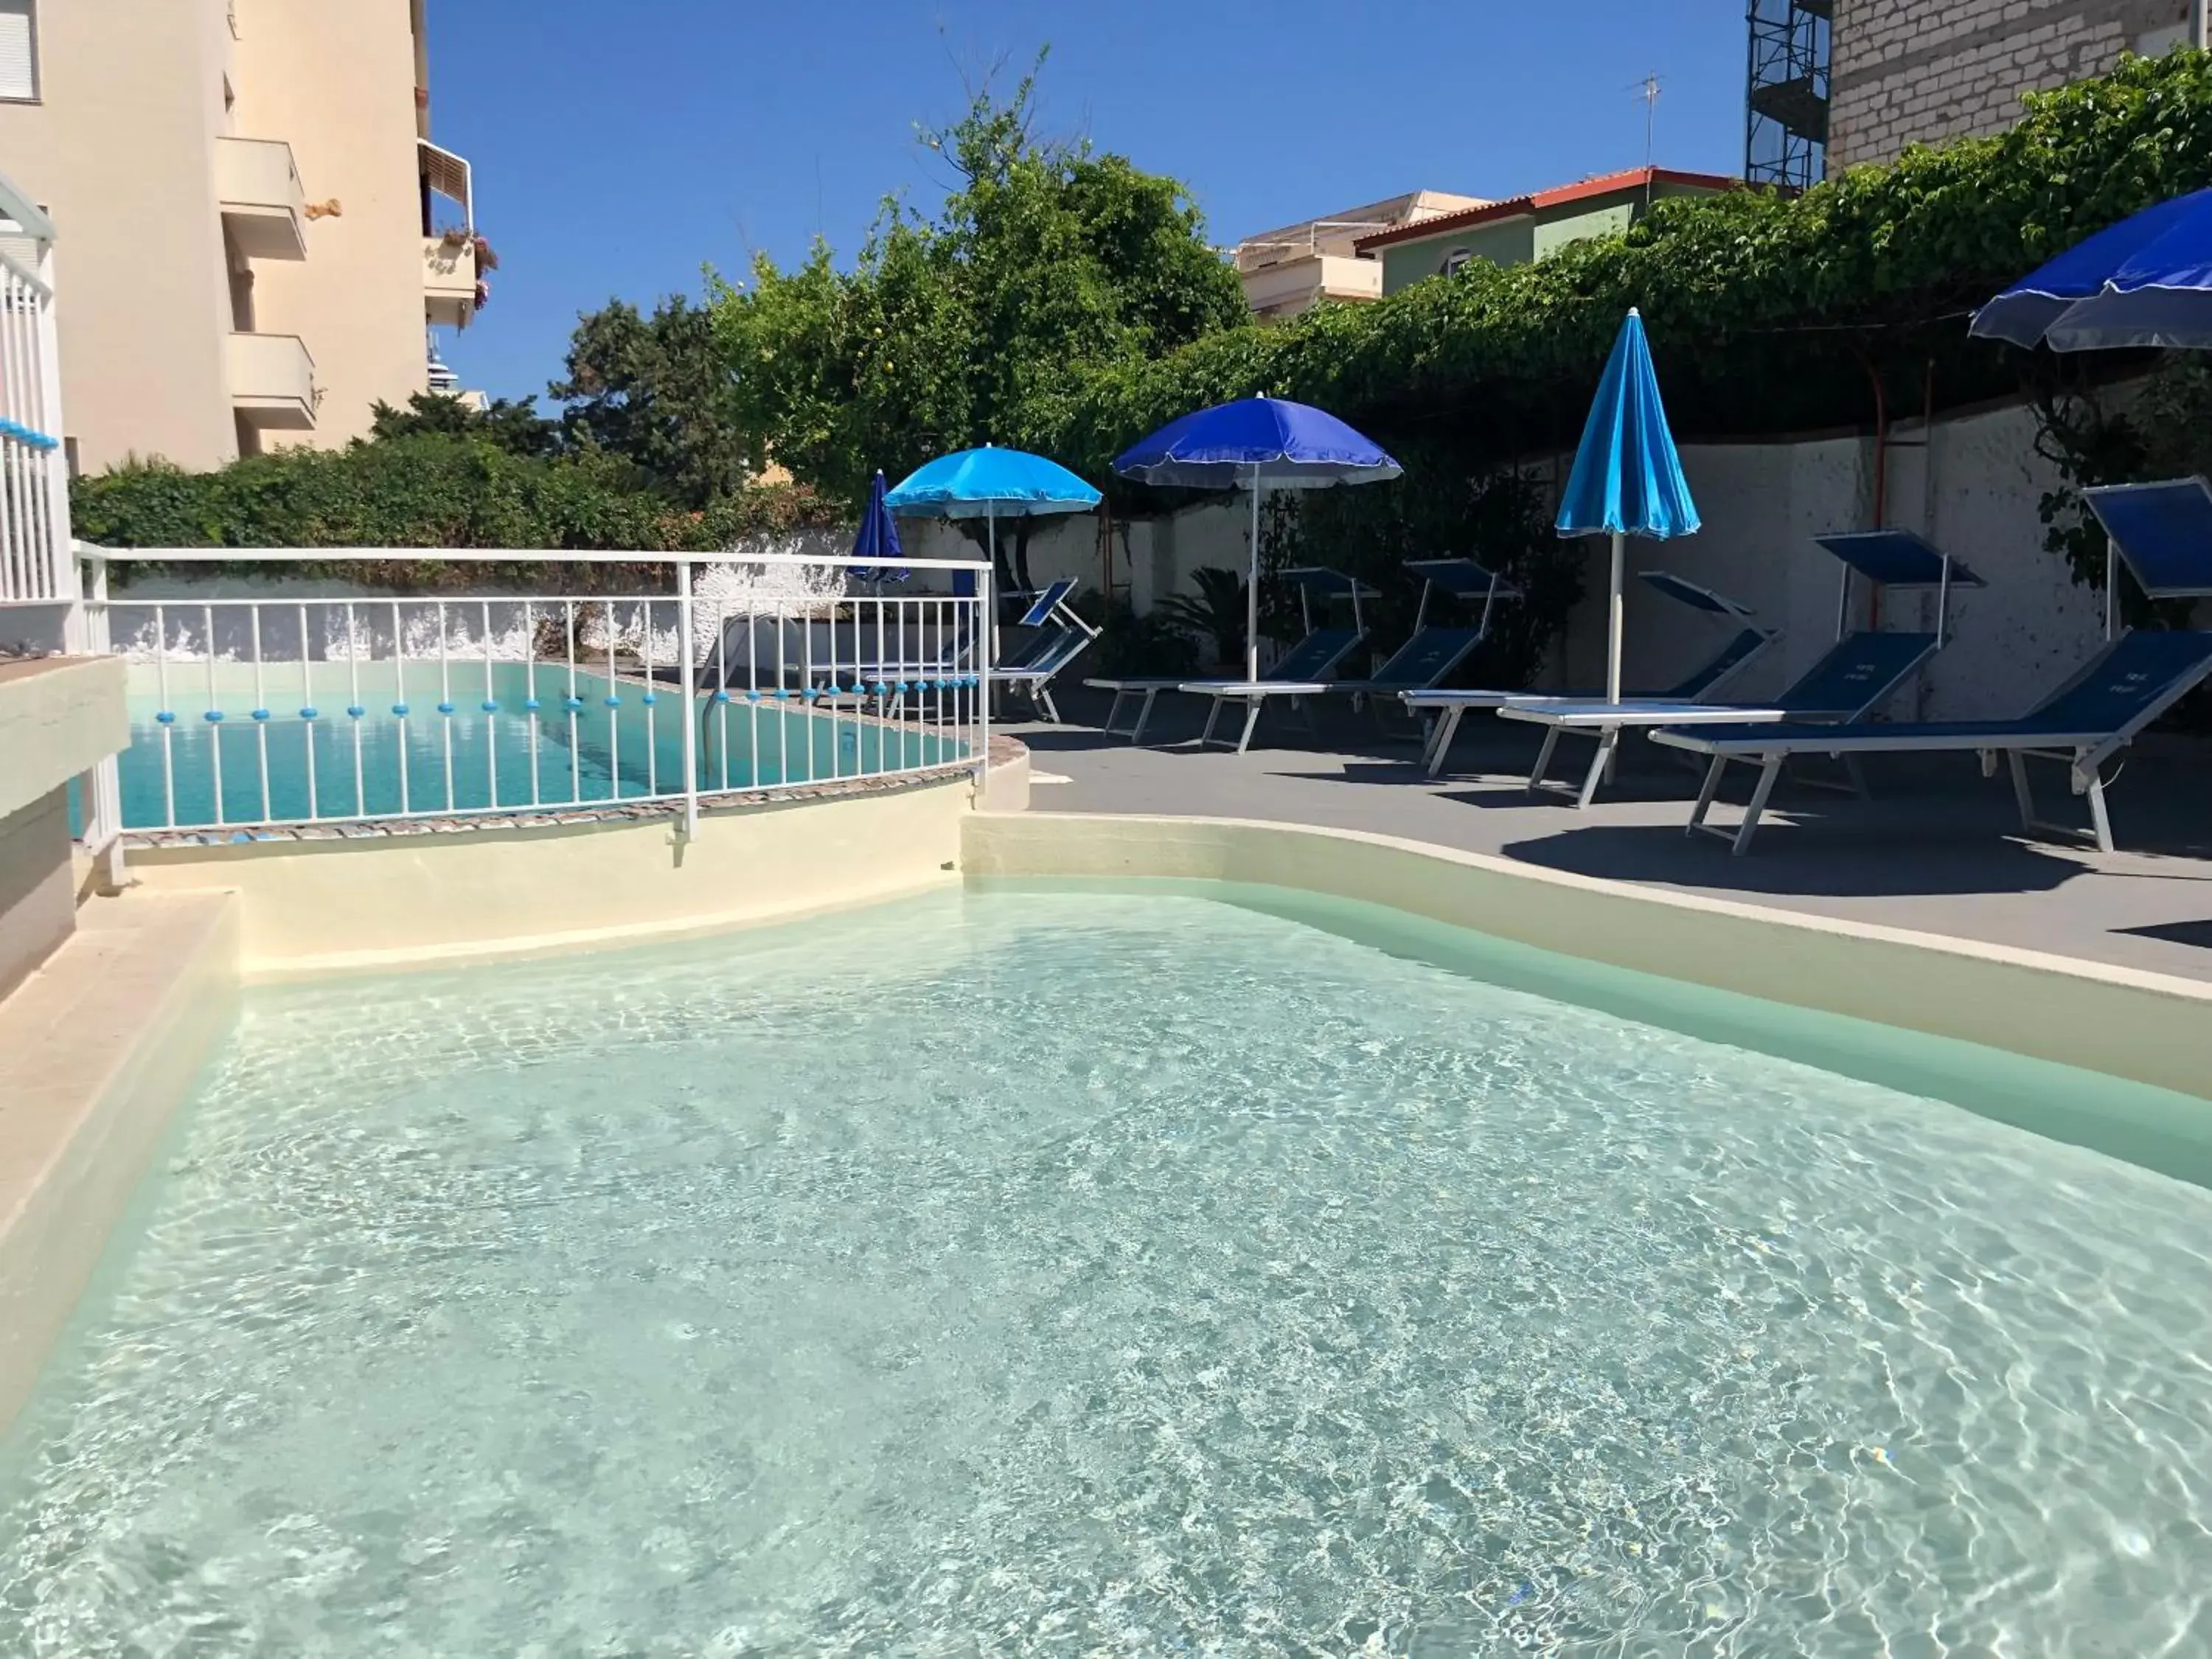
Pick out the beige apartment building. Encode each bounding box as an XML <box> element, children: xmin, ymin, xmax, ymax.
<box><xmin>1233</xmin><ymin>191</ymin><xmax>1486</xmax><ymax>321</ymax></box>
<box><xmin>0</xmin><ymin>0</ymin><xmax>484</xmax><ymax>476</ymax></box>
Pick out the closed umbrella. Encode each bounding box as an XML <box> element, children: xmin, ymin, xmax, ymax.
<box><xmin>1112</xmin><ymin>397</ymin><xmax>1401</xmax><ymax>683</ymax></box>
<box><xmin>849</xmin><ymin>469</ymin><xmax>906</xmax><ymax>586</ymax></box>
<box><xmin>1556</xmin><ymin>309</ymin><xmax>1700</xmax><ymax>706</ymax></box>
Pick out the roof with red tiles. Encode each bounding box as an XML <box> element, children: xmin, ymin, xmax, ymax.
<box><xmin>1350</xmin><ymin>167</ymin><xmax>1740</xmax><ymax>252</ymax></box>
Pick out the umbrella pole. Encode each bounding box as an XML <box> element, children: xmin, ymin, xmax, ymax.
<box><xmin>1606</xmin><ymin>530</ymin><xmax>1625</xmax><ymax>704</ymax></box>
<box><xmin>1248</xmin><ymin>466</ymin><xmax>1262</xmax><ymax>683</ymax></box>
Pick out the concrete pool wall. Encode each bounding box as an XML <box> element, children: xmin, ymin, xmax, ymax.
<box><xmin>963</xmin><ymin>812</ymin><xmax>2212</xmax><ymax>1100</ymax></box>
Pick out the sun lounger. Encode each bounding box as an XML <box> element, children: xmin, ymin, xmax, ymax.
<box><xmin>1318</xmin><ymin>558</ymin><xmax>1520</xmax><ymax>731</ymax></box>
<box><xmin>1405</xmin><ymin>573</ymin><xmax>1777</xmax><ymax>776</ymax></box>
<box><xmin>1651</xmin><ymin>627</ymin><xmax>2212</xmax><ymax>853</ymax></box>
<box><xmin>1084</xmin><ymin>567</ymin><xmax>1374</xmax><ymax>746</ymax></box>
<box><xmin>987</xmin><ymin>580</ymin><xmax>1097</xmax><ymax>723</ymax></box>
<box><xmin>1495</xmin><ymin>530</ymin><xmax>1981</xmax><ymax>807</ymax></box>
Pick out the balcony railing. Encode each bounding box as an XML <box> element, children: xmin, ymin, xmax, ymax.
<box><xmin>0</xmin><ymin>173</ymin><xmax>68</xmax><ymax>608</ymax></box>
<box><xmin>215</xmin><ymin>137</ymin><xmax>308</xmax><ymax>261</ymax></box>
<box><xmin>423</xmin><ymin>234</ymin><xmax>478</xmax><ymax>330</ymax></box>
<box><xmin>226</xmin><ymin>333</ymin><xmax>316</xmax><ymax>431</ymax></box>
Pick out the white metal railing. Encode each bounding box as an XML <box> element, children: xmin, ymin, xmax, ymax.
<box><xmin>0</xmin><ymin>209</ymin><xmax>67</xmax><ymax>606</ymax></box>
<box><xmin>77</xmin><ymin>547</ymin><xmax>992</xmax><ymax>841</ymax></box>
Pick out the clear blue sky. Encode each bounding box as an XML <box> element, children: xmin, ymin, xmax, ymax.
<box><xmin>425</xmin><ymin>0</ymin><xmax>1747</xmax><ymax>406</ymax></box>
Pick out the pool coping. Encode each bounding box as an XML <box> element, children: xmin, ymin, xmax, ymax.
<box><xmin>964</xmin><ymin>811</ymin><xmax>2212</xmax><ymax>1099</ymax></box>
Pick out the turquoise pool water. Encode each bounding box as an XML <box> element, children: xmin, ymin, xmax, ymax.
<box><xmin>3</xmin><ymin>887</ymin><xmax>2210</xmax><ymax>1654</ymax></box>
<box><xmin>110</xmin><ymin>663</ymin><xmax>966</xmax><ymax>829</ymax></box>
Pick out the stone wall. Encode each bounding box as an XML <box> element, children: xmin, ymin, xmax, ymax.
<box><xmin>1828</xmin><ymin>0</ymin><xmax>2191</xmax><ymax>173</ymax></box>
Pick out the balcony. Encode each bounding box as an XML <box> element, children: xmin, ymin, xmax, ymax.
<box><xmin>215</xmin><ymin>137</ymin><xmax>308</xmax><ymax>261</ymax></box>
<box><xmin>423</xmin><ymin>234</ymin><xmax>479</xmax><ymax>329</ymax></box>
<box><xmin>1239</xmin><ymin>254</ymin><xmax>1382</xmax><ymax>321</ymax></box>
<box><xmin>227</xmin><ymin>332</ymin><xmax>316</xmax><ymax>431</ymax></box>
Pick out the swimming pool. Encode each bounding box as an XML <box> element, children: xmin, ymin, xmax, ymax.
<box><xmin>108</xmin><ymin>663</ymin><xmax>970</xmax><ymax>830</ymax></box>
<box><xmin>4</xmin><ymin>886</ymin><xmax>2208</xmax><ymax>1652</ymax></box>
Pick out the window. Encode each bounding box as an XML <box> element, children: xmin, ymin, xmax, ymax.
<box><xmin>1441</xmin><ymin>247</ymin><xmax>1474</xmax><ymax>277</ymax></box>
<box><xmin>0</xmin><ymin>1</ymin><xmax>35</xmax><ymax>102</ymax></box>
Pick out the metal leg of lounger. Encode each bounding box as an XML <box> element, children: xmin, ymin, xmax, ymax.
<box><xmin>1842</xmin><ymin>754</ymin><xmax>1871</xmax><ymax>799</ymax></box>
<box><xmin>1234</xmin><ymin>698</ymin><xmax>1265</xmax><ymax>755</ymax></box>
<box><xmin>1425</xmin><ymin>706</ymin><xmax>1465</xmax><ymax>777</ymax></box>
<box><xmin>1037</xmin><ymin>680</ymin><xmax>1061</xmax><ymax>724</ymax></box>
<box><xmin>1102</xmin><ymin>686</ymin><xmax>1133</xmax><ymax>737</ymax></box>
<box><xmin>1731</xmin><ymin>755</ymin><xmax>1785</xmax><ymax>855</ymax></box>
<box><xmin>1688</xmin><ymin>754</ymin><xmax>1729</xmax><ymax>835</ymax></box>
<box><xmin>1527</xmin><ymin>726</ymin><xmax>1562</xmax><ymax>794</ymax></box>
<box><xmin>2082</xmin><ymin>756</ymin><xmax>2116</xmax><ymax>855</ymax></box>
<box><xmin>2006</xmin><ymin>750</ymin><xmax>2037</xmax><ymax>832</ymax></box>
<box><xmin>1199</xmin><ymin>695</ymin><xmax>1228</xmax><ymax>748</ymax></box>
<box><xmin>1128</xmin><ymin>687</ymin><xmax>1161</xmax><ymax>745</ymax></box>
<box><xmin>1575</xmin><ymin>728</ymin><xmax>1618</xmax><ymax>810</ymax></box>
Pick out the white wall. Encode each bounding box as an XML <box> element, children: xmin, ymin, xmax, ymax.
<box><xmin>1099</xmin><ymin>399</ymin><xmax>2114</xmax><ymax>721</ymax></box>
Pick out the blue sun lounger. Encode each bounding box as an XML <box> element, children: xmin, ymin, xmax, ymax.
<box><xmin>1654</xmin><ymin>627</ymin><xmax>2212</xmax><ymax>853</ymax></box>
<box><xmin>1651</xmin><ymin>479</ymin><xmax>2212</xmax><ymax>852</ymax></box>
<box><xmin>1499</xmin><ymin>529</ymin><xmax>1982</xmax><ymax>808</ymax></box>
<box><xmin>1405</xmin><ymin>572</ymin><xmax>1778</xmax><ymax>777</ymax></box>
<box><xmin>1315</xmin><ymin>557</ymin><xmax>1520</xmax><ymax>723</ymax></box>
<box><xmin>987</xmin><ymin>580</ymin><xmax>1097</xmax><ymax>723</ymax></box>
<box><xmin>1085</xmin><ymin>566</ymin><xmax>1374</xmax><ymax>747</ymax></box>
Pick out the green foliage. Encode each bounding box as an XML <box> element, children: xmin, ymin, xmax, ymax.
<box><xmin>1088</xmin><ymin>597</ymin><xmax>1201</xmax><ymax>677</ymax></box>
<box><xmin>71</xmin><ymin>439</ymin><xmax>831</xmax><ymax>590</ymax></box>
<box><xmin>1152</xmin><ymin>566</ymin><xmax>1249</xmax><ymax>665</ymax></box>
<box><xmin>369</xmin><ymin>391</ymin><xmax>560</xmax><ymax>458</ymax></box>
<box><xmin>550</xmin><ymin>295</ymin><xmax>751</xmax><ymax>506</ymax></box>
<box><xmin>1051</xmin><ymin>49</ymin><xmax>2212</xmax><ymax>495</ymax></box>
<box><xmin>709</xmin><ymin>59</ymin><xmax>1246</xmax><ymax>521</ymax></box>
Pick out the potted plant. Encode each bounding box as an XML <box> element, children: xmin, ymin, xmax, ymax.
<box><xmin>1153</xmin><ymin>566</ymin><xmax>1248</xmax><ymax>674</ymax></box>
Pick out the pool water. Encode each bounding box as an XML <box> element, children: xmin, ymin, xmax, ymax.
<box><xmin>4</xmin><ymin>888</ymin><xmax>2210</xmax><ymax>1655</ymax></box>
<box><xmin>107</xmin><ymin>664</ymin><xmax>966</xmax><ymax>830</ymax></box>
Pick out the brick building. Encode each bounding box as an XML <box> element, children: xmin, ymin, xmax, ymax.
<box><xmin>1826</xmin><ymin>0</ymin><xmax>2197</xmax><ymax>172</ymax></box>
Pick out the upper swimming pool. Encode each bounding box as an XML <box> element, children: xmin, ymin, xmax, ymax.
<box><xmin>108</xmin><ymin>662</ymin><xmax>970</xmax><ymax>830</ymax></box>
<box><xmin>3</xmin><ymin>885</ymin><xmax>2208</xmax><ymax>1652</ymax></box>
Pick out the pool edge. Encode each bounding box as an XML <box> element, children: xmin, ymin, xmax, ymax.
<box><xmin>964</xmin><ymin>811</ymin><xmax>2212</xmax><ymax>1099</ymax></box>
<box><xmin>0</xmin><ymin>888</ymin><xmax>239</xmax><ymax>1434</ymax></box>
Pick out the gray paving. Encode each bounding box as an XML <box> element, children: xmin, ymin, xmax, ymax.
<box><xmin>1005</xmin><ymin>689</ymin><xmax>2212</xmax><ymax>985</ymax></box>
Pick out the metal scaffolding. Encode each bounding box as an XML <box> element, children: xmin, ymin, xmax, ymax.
<box><xmin>1746</xmin><ymin>0</ymin><xmax>1832</xmax><ymax>191</ymax></box>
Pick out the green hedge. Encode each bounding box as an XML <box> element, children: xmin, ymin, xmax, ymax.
<box><xmin>70</xmin><ymin>436</ymin><xmax>837</xmax><ymax>591</ymax></box>
<box><xmin>1026</xmin><ymin>51</ymin><xmax>2212</xmax><ymax>491</ymax></box>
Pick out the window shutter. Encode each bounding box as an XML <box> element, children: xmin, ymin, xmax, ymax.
<box><xmin>0</xmin><ymin>3</ymin><xmax>35</xmax><ymax>102</ymax></box>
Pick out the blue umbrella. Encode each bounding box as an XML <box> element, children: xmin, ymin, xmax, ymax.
<box><xmin>885</xmin><ymin>445</ymin><xmax>1101</xmax><ymax>598</ymax></box>
<box><xmin>1556</xmin><ymin>309</ymin><xmax>1700</xmax><ymax>705</ymax></box>
<box><xmin>1113</xmin><ymin>397</ymin><xmax>1401</xmax><ymax>681</ymax></box>
<box><xmin>849</xmin><ymin>470</ymin><xmax>907</xmax><ymax>585</ymax></box>
<box><xmin>1972</xmin><ymin>187</ymin><xmax>2212</xmax><ymax>352</ymax></box>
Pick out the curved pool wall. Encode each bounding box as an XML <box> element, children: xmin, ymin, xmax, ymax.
<box><xmin>102</xmin><ymin>663</ymin><xmax>969</xmax><ymax>830</ymax></box>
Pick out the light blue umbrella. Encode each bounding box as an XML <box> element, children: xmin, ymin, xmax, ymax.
<box><xmin>1113</xmin><ymin>397</ymin><xmax>1401</xmax><ymax>681</ymax></box>
<box><xmin>1556</xmin><ymin>308</ymin><xmax>1700</xmax><ymax>705</ymax></box>
<box><xmin>885</xmin><ymin>445</ymin><xmax>1102</xmax><ymax>598</ymax></box>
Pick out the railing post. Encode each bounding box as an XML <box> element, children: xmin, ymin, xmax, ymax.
<box><xmin>975</xmin><ymin>561</ymin><xmax>992</xmax><ymax>803</ymax></box>
<box><xmin>78</xmin><ymin>549</ymin><xmax>126</xmax><ymax>887</ymax></box>
<box><xmin>675</xmin><ymin>556</ymin><xmax>699</xmax><ymax>840</ymax></box>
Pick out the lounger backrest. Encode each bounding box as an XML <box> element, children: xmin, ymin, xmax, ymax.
<box><xmin>2082</xmin><ymin>479</ymin><xmax>2212</xmax><ymax>601</ymax></box>
<box><xmin>1001</xmin><ymin>626</ymin><xmax>1091</xmax><ymax>679</ymax></box>
<box><xmin>1777</xmin><ymin>630</ymin><xmax>1937</xmax><ymax>719</ymax></box>
<box><xmin>1012</xmin><ymin>580</ymin><xmax>1080</xmax><ymax>630</ymax></box>
<box><xmin>1666</xmin><ymin>627</ymin><xmax>1772</xmax><ymax>701</ymax></box>
<box><xmin>1368</xmin><ymin>626</ymin><xmax>1484</xmax><ymax>689</ymax></box>
<box><xmin>1269</xmin><ymin>626</ymin><xmax>1362</xmax><ymax>682</ymax></box>
<box><xmin>2028</xmin><ymin>629</ymin><xmax>2212</xmax><ymax>734</ymax></box>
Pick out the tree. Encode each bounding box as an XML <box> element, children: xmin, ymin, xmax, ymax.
<box><xmin>549</xmin><ymin>295</ymin><xmax>751</xmax><ymax>507</ymax></box>
<box><xmin>708</xmin><ymin>60</ymin><xmax>1248</xmax><ymax>583</ymax></box>
<box><xmin>368</xmin><ymin>391</ymin><xmax>560</xmax><ymax>458</ymax></box>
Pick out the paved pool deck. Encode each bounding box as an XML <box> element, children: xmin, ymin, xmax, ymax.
<box><xmin>1005</xmin><ymin>689</ymin><xmax>2212</xmax><ymax>986</ymax></box>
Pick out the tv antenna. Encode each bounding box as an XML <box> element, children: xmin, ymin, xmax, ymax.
<box><xmin>1635</xmin><ymin>72</ymin><xmax>1663</xmax><ymax>204</ymax></box>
